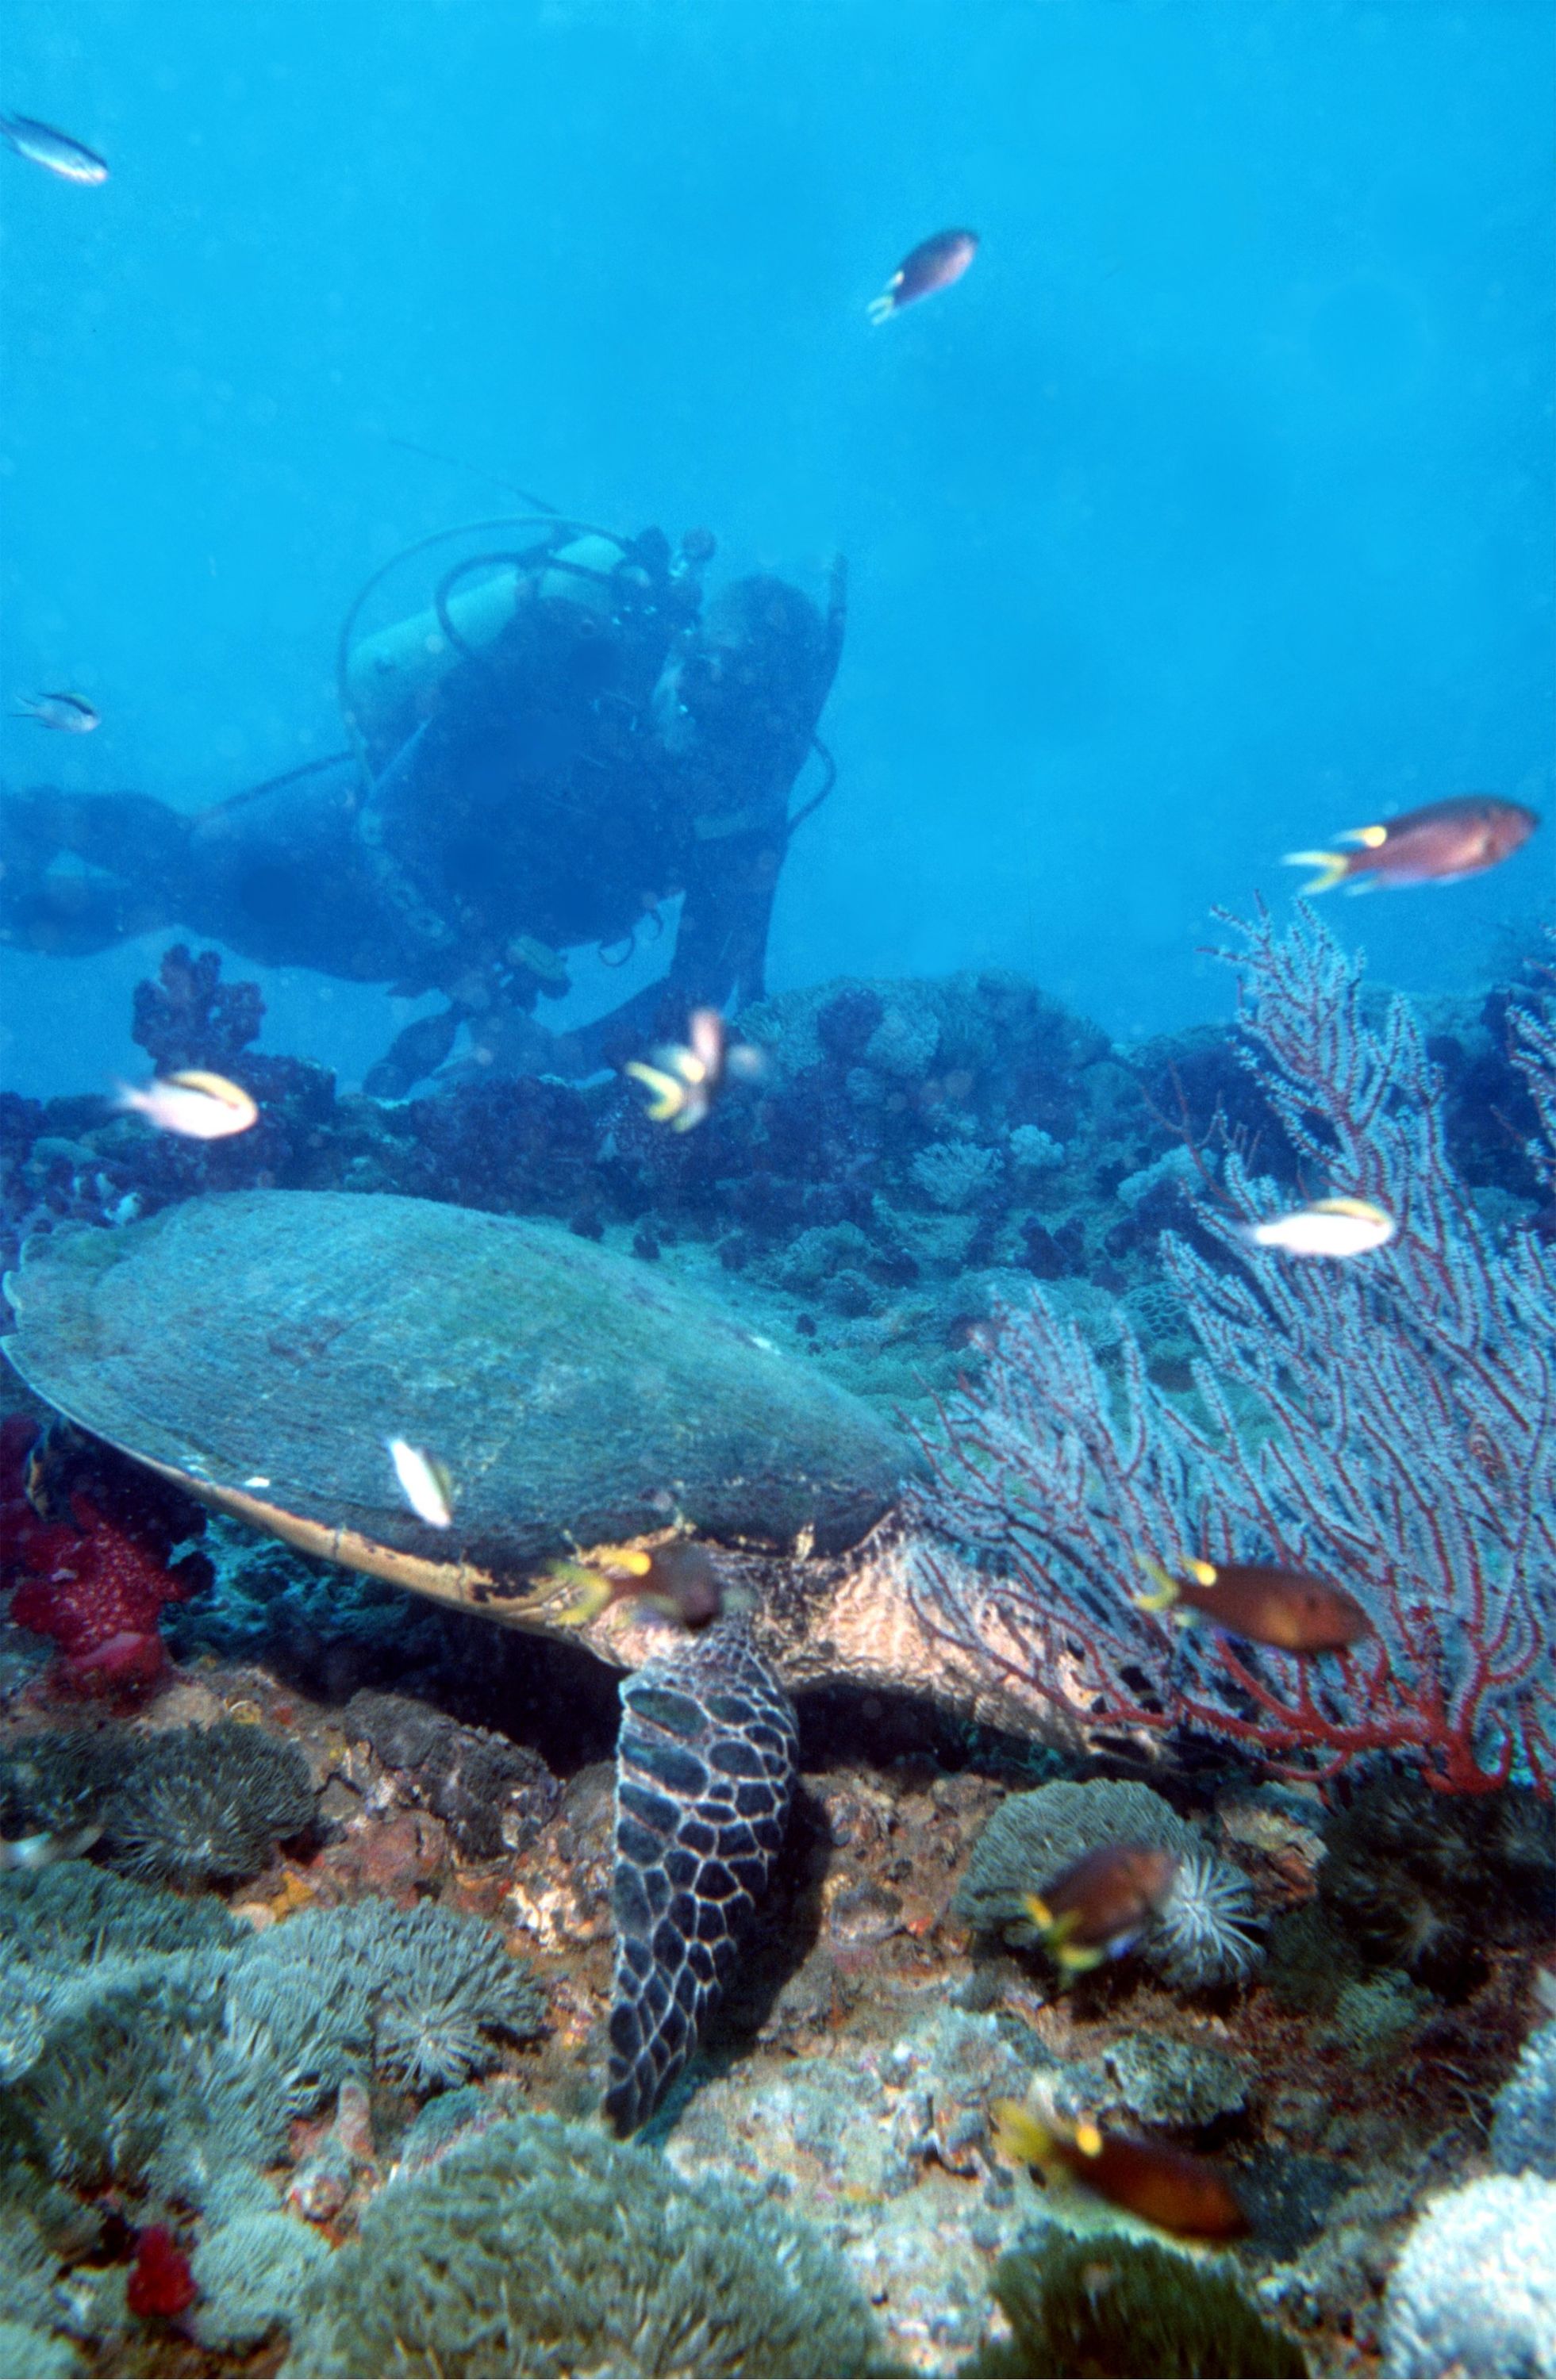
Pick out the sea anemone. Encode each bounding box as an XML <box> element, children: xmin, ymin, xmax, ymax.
<box><xmin>101</xmin><ymin>1722</ymin><xmax>316</xmax><ymax>1885</ymax></box>
<box><xmin>1152</xmin><ymin>1849</ymin><xmax>1264</xmax><ymax>1989</ymax></box>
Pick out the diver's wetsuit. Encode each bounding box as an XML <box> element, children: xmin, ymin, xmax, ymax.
<box><xmin>0</xmin><ymin>528</ymin><xmax>844</xmax><ymax>1092</ymax></box>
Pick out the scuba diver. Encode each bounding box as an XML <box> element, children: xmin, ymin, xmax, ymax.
<box><xmin>0</xmin><ymin>515</ymin><xmax>845</xmax><ymax>1095</ymax></box>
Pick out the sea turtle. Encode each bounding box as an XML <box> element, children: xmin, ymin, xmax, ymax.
<box><xmin>2</xmin><ymin>1189</ymin><xmax>1047</xmax><ymax>2129</ymax></box>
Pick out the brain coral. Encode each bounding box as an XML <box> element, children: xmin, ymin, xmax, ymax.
<box><xmin>953</xmin><ymin>1779</ymin><xmax>1262</xmax><ymax>1988</ymax></box>
<box><xmin>282</xmin><ymin>2113</ymin><xmax>888</xmax><ymax>2378</ymax></box>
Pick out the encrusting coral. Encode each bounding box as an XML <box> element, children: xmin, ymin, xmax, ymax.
<box><xmin>953</xmin><ymin>1779</ymin><xmax>1262</xmax><ymax>1988</ymax></box>
<box><xmin>964</xmin><ymin>2225</ymin><xmax>1308</xmax><ymax>2378</ymax></box>
<box><xmin>282</xmin><ymin>2111</ymin><xmax>890</xmax><ymax>2379</ymax></box>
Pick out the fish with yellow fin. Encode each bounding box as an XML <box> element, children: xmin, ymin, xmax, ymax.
<box><xmin>1285</xmin><ymin>794</ymin><xmax>1537</xmax><ymax>892</ymax></box>
<box><xmin>521</xmin><ymin>1537</ymin><xmax>725</xmax><ymax>1631</ymax></box>
<box><xmin>991</xmin><ymin>2095</ymin><xmax>1249</xmax><ymax>2240</ymax></box>
<box><xmin>624</xmin><ymin>1008</ymin><xmax>760</xmax><ymax>1131</ymax></box>
<box><xmin>1134</xmin><ymin>1557</ymin><xmax>1373</xmax><ymax>1654</ymax></box>
<box><xmin>1021</xmin><ymin>1844</ymin><xmax>1181</xmax><ymax>1976</ymax></box>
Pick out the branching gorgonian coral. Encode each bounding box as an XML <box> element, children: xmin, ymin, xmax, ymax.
<box><xmin>910</xmin><ymin>904</ymin><xmax>1555</xmax><ymax>1791</ymax></box>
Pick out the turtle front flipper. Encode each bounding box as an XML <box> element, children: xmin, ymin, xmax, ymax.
<box><xmin>605</xmin><ymin>1614</ymin><xmax>797</xmax><ymax>2134</ymax></box>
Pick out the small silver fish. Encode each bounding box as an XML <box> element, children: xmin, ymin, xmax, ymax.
<box><xmin>13</xmin><ymin>691</ymin><xmax>100</xmax><ymax>732</ymax></box>
<box><xmin>1239</xmin><ymin>1196</ymin><xmax>1395</xmax><ymax>1260</ymax></box>
<box><xmin>116</xmin><ymin>1069</ymin><xmax>259</xmax><ymax>1140</ymax></box>
<box><xmin>0</xmin><ymin>1823</ymin><xmax>102</xmax><ymax>1872</ymax></box>
<box><xmin>0</xmin><ymin>114</ymin><xmax>109</xmax><ymax>185</ymax></box>
<box><xmin>387</xmin><ymin>1438</ymin><xmax>454</xmax><ymax>1529</ymax></box>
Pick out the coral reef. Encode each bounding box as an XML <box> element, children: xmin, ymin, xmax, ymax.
<box><xmin>966</xmin><ymin>2225</ymin><xmax>1308</xmax><ymax>2378</ymax></box>
<box><xmin>953</xmin><ymin>1779</ymin><xmax>1262</xmax><ymax>1988</ymax></box>
<box><xmin>1381</xmin><ymin>2173</ymin><xmax>1556</xmax><ymax>2378</ymax></box>
<box><xmin>912</xmin><ymin>904</ymin><xmax>1556</xmax><ymax>1790</ymax></box>
<box><xmin>190</xmin><ymin>2210</ymin><xmax>331</xmax><ymax>2351</ymax></box>
<box><xmin>282</xmin><ymin>2112</ymin><xmax>889</xmax><ymax>2378</ymax></box>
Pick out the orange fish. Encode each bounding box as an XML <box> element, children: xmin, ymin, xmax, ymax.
<box><xmin>992</xmin><ymin>2100</ymin><xmax>1248</xmax><ymax>2240</ymax></box>
<box><xmin>1021</xmin><ymin>1844</ymin><xmax>1181</xmax><ymax>1975</ymax></box>
<box><xmin>867</xmin><ymin>228</ymin><xmax>979</xmax><ymax>323</ymax></box>
<box><xmin>1135</xmin><ymin>1557</ymin><xmax>1373</xmax><ymax>1654</ymax></box>
<box><xmin>1285</xmin><ymin>795</ymin><xmax>1538</xmax><ymax>892</ymax></box>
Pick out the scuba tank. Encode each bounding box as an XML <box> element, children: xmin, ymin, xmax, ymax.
<box><xmin>337</xmin><ymin>520</ymin><xmax>699</xmax><ymax>777</ymax></box>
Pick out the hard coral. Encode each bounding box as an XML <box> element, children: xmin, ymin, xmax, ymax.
<box><xmin>1491</xmin><ymin>2023</ymin><xmax>1556</xmax><ymax>2179</ymax></box>
<box><xmin>1381</xmin><ymin>2174</ymin><xmax>1556</xmax><ymax>2380</ymax></box>
<box><xmin>282</xmin><ymin>2112</ymin><xmax>889</xmax><ymax>2378</ymax></box>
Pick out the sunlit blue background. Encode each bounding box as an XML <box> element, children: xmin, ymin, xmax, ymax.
<box><xmin>2</xmin><ymin>0</ymin><xmax>1550</xmax><ymax>1095</ymax></box>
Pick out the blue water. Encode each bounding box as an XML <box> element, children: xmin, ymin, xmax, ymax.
<box><xmin>2</xmin><ymin>0</ymin><xmax>1550</xmax><ymax>1096</ymax></box>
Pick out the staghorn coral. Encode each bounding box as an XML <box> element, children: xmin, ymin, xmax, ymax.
<box><xmin>98</xmin><ymin>1720</ymin><xmax>316</xmax><ymax>1884</ymax></box>
<box><xmin>966</xmin><ymin>2225</ymin><xmax>1308</xmax><ymax>2378</ymax></box>
<box><xmin>912</xmin><ymin>904</ymin><xmax>1556</xmax><ymax>1791</ymax></box>
<box><xmin>953</xmin><ymin>1779</ymin><xmax>1262</xmax><ymax>1989</ymax></box>
<box><xmin>282</xmin><ymin>2112</ymin><xmax>889</xmax><ymax>2378</ymax></box>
